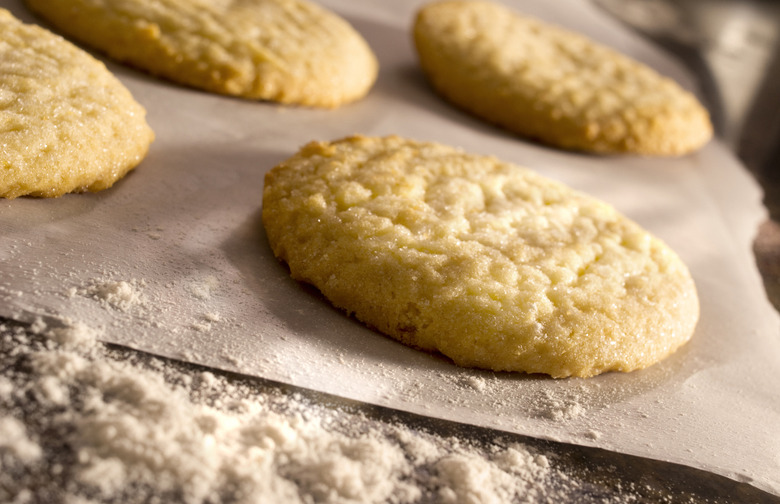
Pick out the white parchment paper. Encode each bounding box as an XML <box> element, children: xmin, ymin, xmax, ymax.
<box><xmin>2</xmin><ymin>0</ymin><xmax>779</xmax><ymax>494</ymax></box>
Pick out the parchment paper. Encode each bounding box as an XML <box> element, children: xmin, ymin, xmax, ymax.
<box><xmin>2</xmin><ymin>0</ymin><xmax>779</xmax><ymax>495</ymax></box>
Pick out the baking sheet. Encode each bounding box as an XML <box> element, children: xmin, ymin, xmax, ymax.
<box><xmin>2</xmin><ymin>0</ymin><xmax>779</xmax><ymax>495</ymax></box>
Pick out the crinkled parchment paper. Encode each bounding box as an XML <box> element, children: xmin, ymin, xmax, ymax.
<box><xmin>2</xmin><ymin>0</ymin><xmax>779</xmax><ymax>495</ymax></box>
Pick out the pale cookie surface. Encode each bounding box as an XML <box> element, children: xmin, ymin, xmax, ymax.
<box><xmin>25</xmin><ymin>0</ymin><xmax>378</xmax><ymax>108</ymax></box>
<box><xmin>263</xmin><ymin>136</ymin><xmax>699</xmax><ymax>378</ymax></box>
<box><xmin>413</xmin><ymin>0</ymin><xmax>712</xmax><ymax>156</ymax></box>
<box><xmin>0</xmin><ymin>9</ymin><xmax>153</xmax><ymax>199</ymax></box>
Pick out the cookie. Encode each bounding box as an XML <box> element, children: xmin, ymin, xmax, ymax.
<box><xmin>0</xmin><ymin>9</ymin><xmax>153</xmax><ymax>199</ymax></box>
<box><xmin>25</xmin><ymin>0</ymin><xmax>378</xmax><ymax>108</ymax></box>
<box><xmin>263</xmin><ymin>136</ymin><xmax>699</xmax><ymax>378</ymax></box>
<box><xmin>413</xmin><ymin>0</ymin><xmax>712</xmax><ymax>156</ymax></box>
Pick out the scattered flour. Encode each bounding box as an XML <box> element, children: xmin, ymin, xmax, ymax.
<box><xmin>81</xmin><ymin>278</ymin><xmax>147</xmax><ymax>312</ymax></box>
<box><xmin>50</xmin><ymin>320</ymin><xmax>101</xmax><ymax>349</ymax></box>
<box><xmin>2</xmin><ymin>319</ymin><xmax>611</xmax><ymax>504</ymax></box>
<box><xmin>535</xmin><ymin>389</ymin><xmax>587</xmax><ymax>421</ymax></box>
<box><xmin>461</xmin><ymin>376</ymin><xmax>488</xmax><ymax>392</ymax></box>
<box><xmin>0</xmin><ymin>416</ymin><xmax>41</xmax><ymax>463</ymax></box>
<box><xmin>585</xmin><ymin>430</ymin><xmax>603</xmax><ymax>441</ymax></box>
<box><xmin>0</xmin><ymin>376</ymin><xmax>14</xmax><ymax>399</ymax></box>
<box><xmin>3</xmin><ymin>318</ymin><xmax>723</xmax><ymax>503</ymax></box>
<box><xmin>434</xmin><ymin>449</ymin><xmax>550</xmax><ymax>504</ymax></box>
<box><xmin>189</xmin><ymin>275</ymin><xmax>220</xmax><ymax>301</ymax></box>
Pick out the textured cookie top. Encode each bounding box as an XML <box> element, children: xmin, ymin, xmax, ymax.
<box><xmin>25</xmin><ymin>0</ymin><xmax>378</xmax><ymax>108</ymax></box>
<box><xmin>413</xmin><ymin>0</ymin><xmax>712</xmax><ymax>155</ymax></box>
<box><xmin>0</xmin><ymin>9</ymin><xmax>153</xmax><ymax>199</ymax></box>
<box><xmin>263</xmin><ymin>136</ymin><xmax>699</xmax><ymax>377</ymax></box>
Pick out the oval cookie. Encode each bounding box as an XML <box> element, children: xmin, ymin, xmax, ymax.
<box><xmin>25</xmin><ymin>0</ymin><xmax>378</xmax><ymax>108</ymax></box>
<box><xmin>263</xmin><ymin>135</ymin><xmax>699</xmax><ymax>378</ymax></box>
<box><xmin>413</xmin><ymin>0</ymin><xmax>712</xmax><ymax>156</ymax></box>
<box><xmin>0</xmin><ymin>9</ymin><xmax>153</xmax><ymax>199</ymax></box>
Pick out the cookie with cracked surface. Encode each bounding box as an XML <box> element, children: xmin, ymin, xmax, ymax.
<box><xmin>413</xmin><ymin>0</ymin><xmax>712</xmax><ymax>155</ymax></box>
<box><xmin>0</xmin><ymin>9</ymin><xmax>153</xmax><ymax>199</ymax></box>
<box><xmin>262</xmin><ymin>135</ymin><xmax>699</xmax><ymax>377</ymax></box>
<box><xmin>25</xmin><ymin>0</ymin><xmax>378</xmax><ymax>108</ymax></box>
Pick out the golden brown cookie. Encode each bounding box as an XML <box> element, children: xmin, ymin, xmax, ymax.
<box><xmin>413</xmin><ymin>0</ymin><xmax>712</xmax><ymax>155</ymax></box>
<box><xmin>25</xmin><ymin>0</ymin><xmax>378</xmax><ymax>108</ymax></box>
<box><xmin>263</xmin><ymin>135</ymin><xmax>699</xmax><ymax>377</ymax></box>
<box><xmin>0</xmin><ymin>9</ymin><xmax>153</xmax><ymax>199</ymax></box>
